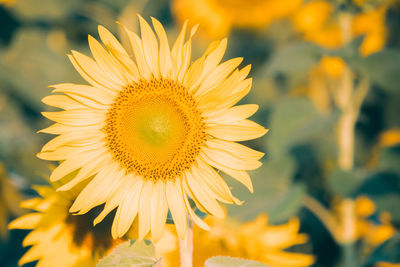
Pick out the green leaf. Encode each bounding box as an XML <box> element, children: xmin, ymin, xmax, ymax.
<box><xmin>374</xmin><ymin>193</ymin><xmax>400</xmax><ymax>222</ymax></box>
<box><xmin>205</xmin><ymin>256</ymin><xmax>268</xmax><ymax>267</ymax></box>
<box><xmin>228</xmin><ymin>154</ymin><xmax>305</xmax><ymax>223</ymax></box>
<box><xmin>352</xmin><ymin>49</ymin><xmax>400</xmax><ymax>92</ymax></box>
<box><xmin>327</xmin><ymin>169</ymin><xmax>365</xmax><ymax>197</ymax></box>
<box><xmin>97</xmin><ymin>240</ymin><xmax>159</xmax><ymax>267</ymax></box>
<box><xmin>11</xmin><ymin>0</ymin><xmax>81</xmax><ymax>20</ymax></box>
<box><xmin>0</xmin><ymin>28</ymin><xmax>80</xmax><ymax>111</ymax></box>
<box><xmin>267</xmin><ymin>97</ymin><xmax>334</xmax><ymax>156</ymax></box>
<box><xmin>263</xmin><ymin>42</ymin><xmax>322</xmax><ymax>76</ymax></box>
<box><xmin>376</xmin><ymin>147</ymin><xmax>400</xmax><ymax>173</ymax></box>
<box><xmin>365</xmin><ymin>234</ymin><xmax>400</xmax><ymax>265</ymax></box>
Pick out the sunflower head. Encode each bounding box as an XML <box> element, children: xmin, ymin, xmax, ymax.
<box><xmin>9</xmin><ymin>182</ymin><xmax>126</xmax><ymax>267</ymax></box>
<box><xmin>159</xmin><ymin>214</ymin><xmax>315</xmax><ymax>267</ymax></box>
<box><xmin>38</xmin><ymin>15</ymin><xmax>267</xmax><ymax>242</ymax></box>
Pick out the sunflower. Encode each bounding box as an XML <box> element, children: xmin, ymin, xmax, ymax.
<box><xmin>172</xmin><ymin>0</ymin><xmax>303</xmax><ymax>38</ymax></box>
<box><xmin>38</xmin><ymin>16</ymin><xmax>267</xmax><ymax>241</ymax></box>
<box><xmin>159</xmin><ymin>214</ymin><xmax>315</xmax><ymax>267</ymax></box>
<box><xmin>9</xmin><ymin>182</ymin><xmax>125</xmax><ymax>267</ymax></box>
<box><xmin>292</xmin><ymin>0</ymin><xmax>388</xmax><ymax>55</ymax></box>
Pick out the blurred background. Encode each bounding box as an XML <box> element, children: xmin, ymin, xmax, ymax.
<box><xmin>0</xmin><ymin>0</ymin><xmax>399</xmax><ymax>266</ymax></box>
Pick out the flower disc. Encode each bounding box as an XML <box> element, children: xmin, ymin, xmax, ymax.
<box><xmin>105</xmin><ymin>78</ymin><xmax>206</xmax><ymax>180</ymax></box>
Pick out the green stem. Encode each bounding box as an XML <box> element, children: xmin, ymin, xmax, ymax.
<box><xmin>343</xmin><ymin>243</ymin><xmax>358</xmax><ymax>267</ymax></box>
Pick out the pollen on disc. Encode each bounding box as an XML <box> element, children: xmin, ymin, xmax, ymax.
<box><xmin>105</xmin><ymin>79</ymin><xmax>206</xmax><ymax>181</ymax></box>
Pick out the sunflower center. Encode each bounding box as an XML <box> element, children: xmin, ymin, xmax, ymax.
<box><xmin>105</xmin><ymin>79</ymin><xmax>206</xmax><ymax>181</ymax></box>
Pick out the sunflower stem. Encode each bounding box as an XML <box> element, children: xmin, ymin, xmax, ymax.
<box><xmin>179</xmin><ymin>219</ymin><xmax>193</xmax><ymax>267</ymax></box>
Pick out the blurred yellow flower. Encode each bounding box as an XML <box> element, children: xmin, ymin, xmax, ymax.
<box><xmin>38</xmin><ymin>16</ymin><xmax>267</xmax><ymax>242</ymax></box>
<box><xmin>160</xmin><ymin>214</ymin><xmax>315</xmax><ymax>267</ymax></box>
<box><xmin>379</xmin><ymin>128</ymin><xmax>400</xmax><ymax>147</ymax></box>
<box><xmin>355</xmin><ymin>195</ymin><xmax>375</xmax><ymax>217</ymax></box>
<box><xmin>353</xmin><ymin>5</ymin><xmax>388</xmax><ymax>56</ymax></box>
<box><xmin>0</xmin><ymin>163</ymin><xmax>24</xmax><ymax>239</ymax></box>
<box><xmin>376</xmin><ymin>263</ymin><xmax>400</xmax><ymax>267</ymax></box>
<box><xmin>333</xmin><ymin>196</ymin><xmax>396</xmax><ymax>245</ymax></box>
<box><xmin>292</xmin><ymin>1</ymin><xmax>343</xmax><ymax>49</ymax></box>
<box><xmin>292</xmin><ymin>0</ymin><xmax>333</xmax><ymax>34</ymax></box>
<box><xmin>304</xmin><ymin>196</ymin><xmax>397</xmax><ymax>250</ymax></box>
<box><xmin>292</xmin><ymin>0</ymin><xmax>388</xmax><ymax>55</ymax></box>
<box><xmin>319</xmin><ymin>56</ymin><xmax>346</xmax><ymax>79</ymax></box>
<box><xmin>9</xmin><ymin>182</ymin><xmax>127</xmax><ymax>267</ymax></box>
<box><xmin>0</xmin><ymin>0</ymin><xmax>15</xmax><ymax>6</ymax></box>
<box><xmin>172</xmin><ymin>0</ymin><xmax>303</xmax><ymax>38</ymax></box>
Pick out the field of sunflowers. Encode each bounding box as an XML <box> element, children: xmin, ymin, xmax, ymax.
<box><xmin>0</xmin><ymin>0</ymin><xmax>399</xmax><ymax>266</ymax></box>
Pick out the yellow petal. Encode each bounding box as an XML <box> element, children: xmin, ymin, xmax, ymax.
<box><xmin>70</xmin><ymin>51</ymin><xmax>121</xmax><ymax>90</ymax></box>
<box><xmin>88</xmin><ymin>35</ymin><xmax>128</xmax><ymax>86</ymax></box>
<box><xmin>41</xmin><ymin>95</ymin><xmax>83</xmax><ymax>110</ymax></box>
<box><xmin>94</xmin><ymin>173</ymin><xmax>137</xmax><ymax>226</ymax></box>
<box><xmin>205</xmin><ymin>139</ymin><xmax>264</xmax><ymax>161</ymax></box>
<box><xmin>181</xmin><ymin>179</ymin><xmax>211</xmax><ymax>231</ymax></box>
<box><xmin>202</xmin><ymin>146</ymin><xmax>262</xmax><ymax>170</ymax></box>
<box><xmin>264</xmin><ymin>251</ymin><xmax>315</xmax><ymax>267</ymax></box>
<box><xmin>38</xmin><ymin>123</ymin><xmax>103</xmax><ymax>135</ymax></box>
<box><xmin>203</xmin><ymin>104</ymin><xmax>259</xmax><ymax>124</ymax></box>
<box><xmin>195</xmin><ymin>57</ymin><xmax>243</xmax><ymax>98</ymax></box>
<box><xmin>113</xmin><ymin>177</ymin><xmax>143</xmax><ymax>238</ymax></box>
<box><xmin>51</xmin><ymin>83</ymin><xmax>116</xmax><ymax>105</ymax></box>
<box><xmin>69</xmin><ymin>163</ymin><xmax>122</xmax><ymax>214</ymax></box>
<box><xmin>190</xmin><ymin>39</ymin><xmax>227</xmax><ymax>90</ymax></box>
<box><xmin>171</xmin><ymin>20</ymin><xmax>188</xmax><ymax>79</ymax></box>
<box><xmin>166</xmin><ymin>179</ymin><xmax>187</xmax><ymax>239</ymax></box>
<box><xmin>207</xmin><ymin>119</ymin><xmax>268</xmax><ymax>142</ymax></box>
<box><xmin>200</xmin><ymin>152</ymin><xmax>253</xmax><ymax>193</ymax></box>
<box><xmin>57</xmin><ymin>152</ymin><xmax>111</xmax><ymax>191</ymax></box>
<box><xmin>41</xmin><ymin>130</ymin><xmax>104</xmax><ymax>152</ymax></box>
<box><xmin>138</xmin><ymin>15</ymin><xmax>160</xmax><ymax>77</ymax></box>
<box><xmin>121</xmin><ymin>23</ymin><xmax>152</xmax><ymax>79</ymax></box>
<box><xmin>9</xmin><ymin>213</ymin><xmax>42</xmax><ymax>229</ymax></box>
<box><xmin>18</xmin><ymin>246</ymin><xmax>43</xmax><ymax>265</ymax></box>
<box><xmin>41</xmin><ymin>109</ymin><xmax>106</xmax><ymax>126</ymax></box>
<box><xmin>151</xmin><ymin>180</ymin><xmax>168</xmax><ymax>241</ymax></box>
<box><xmin>151</xmin><ymin>17</ymin><xmax>173</xmax><ymax>78</ymax></box>
<box><xmin>49</xmin><ymin>146</ymin><xmax>107</xmax><ymax>182</ymax></box>
<box><xmin>184</xmin><ymin>171</ymin><xmax>224</xmax><ymax>218</ymax></box>
<box><xmin>138</xmin><ymin>180</ymin><xmax>152</xmax><ymax>240</ymax></box>
<box><xmin>98</xmin><ymin>25</ymin><xmax>140</xmax><ymax>82</ymax></box>
<box><xmin>196</xmin><ymin>159</ymin><xmax>242</xmax><ymax>205</ymax></box>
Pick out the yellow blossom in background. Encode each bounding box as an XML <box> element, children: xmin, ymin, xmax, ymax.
<box><xmin>333</xmin><ymin>196</ymin><xmax>397</xmax><ymax>246</ymax></box>
<box><xmin>376</xmin><ymin>263</ymin><xmax>400</xmax><ymax>267</ymax></box>
<box><xmin>292</xmin><ymin>1</ymin><xmax>343</xmax><ymax>49</ymax></box>
<box><xmin>172</xmin><ymin>0</ymin><xmax>303</xmax><ymax>38</ymax></box>
<box><xmin>379</xmin><ymin>128</ymin><xmax>400</xmax><ymax>147</ymax></box>
<box><xmin>297</xmin><ymin>56</ymin><xmax>345</xmax><ymax>114</ymax></box>
<box><xmin>292</xmin><ymin>0</ymin><xmax>389</xmax><ymax>56</ymax></box>
<box><xmin>38</xmin><ymin>16</ymin><xmax>267</xmax><ymax>242</ymax></box>
<box><xmin>0</xmin><ymin>163</ymin><xmax>24</xmax><ymax>239</ymax></box>
<box><xmin>292</xmin><ymin>0</ymin><xmax>333</xmax><ymax>34</ymax></box>
<box><xmin>319</xmin><ymin>56</ymin><xmax>346</xmax><ymax>79</ymax></box>
<box><xmin>9</xmin><ymin>182</ymin><xmax>127</xmax><ymax>267</ymax></box>
<box><xmin>352</xmin><ymin>5</ymin><xmax>388</xmax><ymax>56</ymax></box>
<box><xmin>0</xmin><ymin>0</ymin><xmax>15</xmax><ymax>6</ymax></box>
<box><xmin>160</xmin><ymin>214</ymin><xmax>315</xmax><ymax>267</ymax></box>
